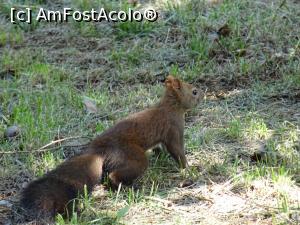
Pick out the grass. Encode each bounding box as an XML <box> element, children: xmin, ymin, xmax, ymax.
<box><xmin>0</xmin><ymin>0</ymin><xmax>299</xmax><ymax>224</ymax></box>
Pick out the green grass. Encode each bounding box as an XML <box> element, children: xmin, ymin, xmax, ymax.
<box><xmin>0</xmin><ymin>0</ymin><xmax>300</xmax><ymax>224</ymax></box>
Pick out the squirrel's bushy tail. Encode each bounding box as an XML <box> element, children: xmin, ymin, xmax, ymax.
<box><xmin>20</xmin><ymin>153</ymin><xmax>103</xmax><ymax>222</ymax></box>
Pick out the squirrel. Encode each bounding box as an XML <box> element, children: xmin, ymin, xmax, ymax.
<box><xmin>20</xmin><ymin>75</ymin><xmax>201</xmax><ymax>222</ymax></box>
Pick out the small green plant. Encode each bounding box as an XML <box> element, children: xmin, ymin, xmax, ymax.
<box><xmin>149</xmin><ymin>181</ymin><xmax>159</xmax><ymax>197</ymax></box>
<box><xmin>278</xmin><ymin>193</ymin><xmax>290</xmax><ymax>213</ymax></box>
<box><xmin>188</xmin><ymin>36</ymin><xmax>210</xmax><ymax>60</ymax></box>
<box><xmin>115</xmin><ymin>21</ymin><xmax>155</xmax><ymax>39</ymax></box>
<box><xmin>127</xmin><ymin>187</ymin><xmax>141</xmax><ymax>204</ymax></box>
<box><xmin>169</xmin><ymin>64</ymin><xmax>179</xmax><ymax>75</ymax></box>
<box><xmin>238</xmin><ymin>58</ymin><xmax>251</xmax><ymax>75</ymax></box>
<box><xmin>245</xmin><ymin>117</ymin><xmax>269</xmax><ymax>140</ymax></box>
<box><xmin>226</xmin><ymin>119</ymin><xmax>243</xmax><ymax>140</ymax></box>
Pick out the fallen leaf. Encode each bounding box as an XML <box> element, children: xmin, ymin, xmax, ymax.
<box><xmin>83</xmin><ymin>96</ymin><xmax>98</xmax><ymax>114</ymax></box>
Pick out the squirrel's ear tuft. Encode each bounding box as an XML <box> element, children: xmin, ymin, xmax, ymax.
<box><xmin>165</xmin><ymin>75</ymin><xmax>181</xmax><ymax>89</ymax></box>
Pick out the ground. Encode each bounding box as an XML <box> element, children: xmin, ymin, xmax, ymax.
<box><xmin>0</xmin><ymin>0</ymin><xmax>299</xmax><ymax>224</ymax></box>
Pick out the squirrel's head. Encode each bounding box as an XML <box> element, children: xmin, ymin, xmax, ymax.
<box><xmin>165</xmin><ymin>75</ymin><xmax>202</xmax><ymax>110</ymax></box>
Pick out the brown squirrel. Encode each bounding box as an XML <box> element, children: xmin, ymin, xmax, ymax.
<box><xmin>20</xmin><ymin>75</ymin><xmax>201</xmax><ymax>221</ymax></box>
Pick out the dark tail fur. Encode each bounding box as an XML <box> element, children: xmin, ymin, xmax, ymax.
<box><xmin>20</xmin><ymin>153</ymin><xmax>103</xmax><ymax>221</ymax></box>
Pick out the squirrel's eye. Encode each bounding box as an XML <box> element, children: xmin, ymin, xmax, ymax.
<box><xmin>192</xmin><ymin>89</ymin><xmax>198</xmax><ymax>95</ymax></box>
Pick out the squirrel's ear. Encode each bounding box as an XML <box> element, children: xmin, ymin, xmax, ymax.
<box><xmin>165</xmin><ymin>75</ymin><xmax>181</xmax><ymax>89</ymax></box>
<box><xmin>165</xmin><ymin>75</ymin><xmax>174</xmax><ymax>88</ymax></box>
<box><xmin>172</xmin><ymin>78</ymin><xmax>181</xmax><ymax>89</ymax></box>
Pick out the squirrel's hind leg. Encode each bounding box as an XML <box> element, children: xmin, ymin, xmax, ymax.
<box><xmin>108</xmin><ymin>145</ymin><xmax>148</xmax><ymax>189</ymax></box>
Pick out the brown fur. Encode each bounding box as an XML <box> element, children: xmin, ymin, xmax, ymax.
<box><xmin>20</xmin><ymin>75</ymin><xmax>201</xmax><ymax>221</ymax></box>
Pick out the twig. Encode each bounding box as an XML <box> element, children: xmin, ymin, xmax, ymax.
<box><xmin>145</xmin><ymin>196</ymin><xmax>187</xmax><ymax>214</ymax></box>
<box><xmin>38</xmin><ymin>136</ymin><xmax>86</xmax><ymax>150</ymax></box>
<box><xmin>144</xmin><ymin>196</ymin><xmax>172</xmax><ymax>205</ymax></box>
<box><xmin>0</xmin><ymin>136</ymin><xmax>91</xmax><ymax>154</ymax></box>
